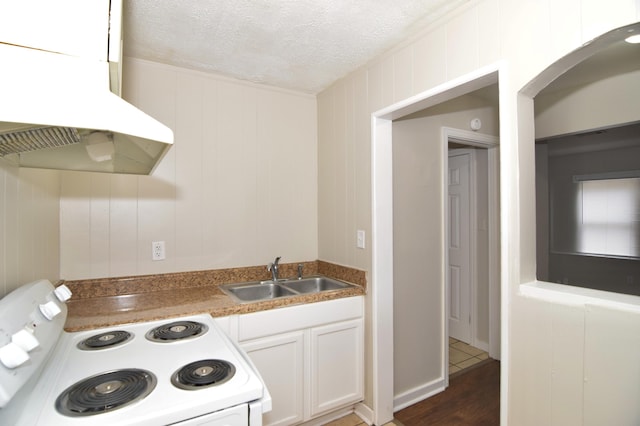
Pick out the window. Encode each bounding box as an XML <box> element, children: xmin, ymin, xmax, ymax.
<box><xmin>576</xmin><ymin>174</ymin><xmax>640</xmax><ymax>259</ymax></box>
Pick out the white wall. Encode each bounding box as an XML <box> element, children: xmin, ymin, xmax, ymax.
<box><xmin>0</xmin><ymin>162</ymin><xmax>60</xmax><ymax>297</ymax></box>
<box><xmin>392</xmin><ymin>115</ymin><xmax>444</xmax><ymax>402</ymax></box>
<box><xmin>317</xmin><ymin>0</ymin><xmax>640</xmax><ymax>424</ymax></box>
<box><xmin>60</xmin><ymin>59</ymin><xmax>318</xmax><ymax>279</ymax></box>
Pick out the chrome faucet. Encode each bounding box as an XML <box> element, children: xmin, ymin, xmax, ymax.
<box><xmin>297</xmin><ymin>263</ymin><xmax>304</xmax><ymax>279</ymax></box>
<box><xmin>267</xmin><ymin>256</ymin><xmax>281</xmax><ymax>281</ymax></box>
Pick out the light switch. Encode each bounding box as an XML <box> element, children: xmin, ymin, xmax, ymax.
<box><xmin>356</xmin><ymin>230</ymin><xmax>365</xmax><ymax>249</ymax></box>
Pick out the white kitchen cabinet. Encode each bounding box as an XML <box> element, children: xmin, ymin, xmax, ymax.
<box><xmin>236</xmin><ymin>297</ymin><xmax>364</xmax><ymax>426</ymax></box>
<box><xmin>242</xmin><ymin>331</ymin><xmax>305</xmax><ymax>426</ymax></box>
<box><xmin>309</xmin><ymin>319</ymin><xmax>363</xmax><ymax>417</ymax></box>
<box><xmin>0</xmin><ymin>0</ymin><xmax>114</xmax><ymax>62</ymax></box>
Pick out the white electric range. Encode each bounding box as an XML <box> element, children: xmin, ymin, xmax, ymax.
<box><xmin>0</xmin><ymin>279</ymin><xmax>271</xmax><ymax>425</ymax></box>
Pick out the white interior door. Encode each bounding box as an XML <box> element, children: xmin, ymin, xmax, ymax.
<box><xmin>448</xmin><ymin>151</ymin><xmax>472</xmax><ymax>343</ymax></box>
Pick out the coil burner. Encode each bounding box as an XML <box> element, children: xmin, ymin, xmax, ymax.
<box><xmin>55</xmin><ymin>369</ymin><xmax>157</xmax><ymax>417</ymax></box>
<box><xmin>171</xmin><ymin>359</ymin><xmax>236</xmax><ymax>390</ymax></box>
<box><xmin>145</xmin><ymin>320</ymin><xmax>208</xmax><ymax>343</ymax></box>
<box><xmin>77</xmin><ymin>330</ymin><xmax>133</xmax><ymax>350</ymax></box>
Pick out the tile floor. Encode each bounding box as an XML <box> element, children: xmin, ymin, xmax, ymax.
<box><xmin>448</xmin><ymin>337</ymin><xmax>489</xmax><ymax>375</ymax></box>
<box><xmin>325</xmin><ymin>339</ymin><xmax>488</xmax><ymax>425</ymax></box>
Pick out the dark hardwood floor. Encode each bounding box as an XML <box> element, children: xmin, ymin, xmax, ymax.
<box><xmin>394</xmin><ymin>360</ymin><xmax>500</xmax><ymax>426</ymax></box>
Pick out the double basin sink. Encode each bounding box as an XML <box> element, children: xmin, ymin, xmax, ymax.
<box><xmin>220</xmin><ymin>276</ymin><xmax>356</xmax><ymax>304</ymax></box>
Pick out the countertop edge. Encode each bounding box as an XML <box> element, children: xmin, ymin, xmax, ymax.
<box><xmin>62</xmin><ymin>262</ymin><xmax>367</xmax><ymax>332</ymax></box>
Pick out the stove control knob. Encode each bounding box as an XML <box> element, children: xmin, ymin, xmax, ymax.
<box><xmin>39</xmin><ymin>300</ymin><xmax>62</xmax><ymax>321</ymax></box>
<box><xmin>12</xmin><ymin>329</ymin><xmax>39</xmax><ymax>352</ymax></box>
<box><xmin>0</xmin><ymin>342</ymin><xmax>29</xmax><ymax>369</ymax></box>
<box><xmin>54</xmin><ymin>284</ymin><xmax>72</xmax><ymax>303</ymax></box>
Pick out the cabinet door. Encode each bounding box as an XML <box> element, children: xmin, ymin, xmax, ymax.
<box><xmin>242</xmin><ymin>331</ymin><xmax>304</xmax><ymax>426</ymax></box>
<box><xmin>309</xmin><ymin>319</ymin><xmax>364</xmax><ymax>417</ymax></box>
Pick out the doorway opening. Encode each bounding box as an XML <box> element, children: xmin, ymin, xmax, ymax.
<box><xmin>444</xmin><ymin>128</ymin><xmax>499</xmax><ymax>378</ymax></box>
<box><xmin>370</xmin><ymin>65</ymin><xmax>501</xmax><ymax>424</ymax></box>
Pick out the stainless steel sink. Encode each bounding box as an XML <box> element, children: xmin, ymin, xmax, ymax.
<box><xmin>220</xmin><ymin>276</ymin><xmax>356</xmax><ymax>303</ymax></box>
<box><xmin>221</xmin><ymin>282</ymin><xmax>297</xmax><ymax>303</ymax></box>
<box><xmin>281</xmin><ymin>277</ymin><xmax>350</xmax><ymax>294</ymax></box>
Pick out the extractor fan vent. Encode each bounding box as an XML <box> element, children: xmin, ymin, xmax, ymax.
<box><xmin>0</xmin><ymin>127</ymin><xmax>81</xmax><ymax>156</ymax></box>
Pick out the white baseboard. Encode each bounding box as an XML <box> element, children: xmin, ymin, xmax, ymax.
<box><xmin>473</xmin><ymin>338</ymin><xmax>489</xmax><ymax>352</ymax></box>
<box><xmin>300</xmin><ymin>407</ymin><xmax>355</xmax><ymax>426</ymax></box>
<box><xmin>393</xmin><ymin>377</ymin><xmax>446</xmax><ymax>412</ymax></box>
<box><xmin>354</xmin><ymin>402</ymin><xmax>374</xmax><ymax>425</ymax></box>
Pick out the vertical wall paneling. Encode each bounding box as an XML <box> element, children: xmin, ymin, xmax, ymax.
<box><xmin>216</xmin><ymin>80</ymin><xmax>252</xmax><ymax>266</ymax></box>
<box><xmin>89</xmin><ymin>174</ymin><xmax>111</xmax><ymax>278</ymax></box>
<box><xmin>445</xmin><ymin>8</ymin><xmax>480</xmax><ymax>80</ymax></box>
<box><xmin>131</xmin><ymin>63</ymin><xmax>178</xmax><ymax>275</ymax></box>
<box><xmin>4</xmin><ymin>166</ymin><xmax>19</xmax><ymax>289</ymax></box>
<box><xmin>17</xmin><ymin>172</ymin><xmax>34</xmax><ymax>284</ymax></box>
<box><xmin>1</xmin><ymin>164</ymin><xmax>60</xmax><ymax>297</ymax></box>
<box><xmin>381</xmin><ymin>56</ymin><xmax>395</xmax><ymax>108</ymax></box>
<box><xmin>550</xmin><ymin>304</ymin><xmax>585</xmax><ymax>426</ymax></box>
<box><xmin>345</xmin><ymin>76</ymin><xmax>357</xmax><ymax>267</ymax></box>
<box><xmin>17</xmin><ymin>170</ymin><xmax>59</xmax><ymax>285</ymax></box>
<box><xmin>109</xmin><ymin>174</ymin><xmax>139</xmax><ymax>277</ymax></box>
<box><xmin>60</xmin><ymin>173</ymin><xmax>92</xmax><ymax>278</ymax></box>
<box><xmin>334</xmin><ymin>81</ymin><xmax>348</xmax><ymax>263</ymax></box>
<box><xmin>201</xmin><ymin>79</ymin><xmax>220</xmax><ymax>266</ymax></box>
<box><xmin>548</xmin><ymin>0</ymin><xmax>582</xmax><ymax>63</ymax></box>
<box><xmin>173</xmin><ymin>73</ymin><xmax>205</xmax><ymax>272</ymax></box>
<box><xmin>317</xmin><ymin>89</ymin><xmax>336</xmax><ymax>262</ymax></box>
<box><xmin>476</xmin><ymin>0</ymin><xmax>501</xmax><ymax>66</ymax></box>
<box><xmin>60</xmin><ymin>59</ymin><xmax>317</xmax><ymax>279</ymax></box>
<box><xmin>508</xmin><ymin>296</ymin><xmax>553</xmax><ymax>425</ymax></box>
<box><xmin>36</xmin><ymin>170</ymin><xmax>60</xmax><ymax>286</ymax></box>
<box><xmin>254</xmin><ymin>88</ymin><xmax>273</xmax><ymax>265</ymax></box>
<box><xmin>367</xmin><ymin>61</ymin><xmax>385</xmax><ymax>114</ymax></box>
<box><xmin>584</xmin><ymin>305</ymin><xmax>640</xmax><ymax>425</ymax></box>
<box><xmin>412</xmin><ymin>26</ymin><xmax>447</xmax><ymax>95</ymax></box>
<box><xmin>0</xmin><ymin>165</ymin><xmax>6</xmax><ymax>293</ymax></box>
<box><xmin>353</xmin><ymin>70</ymin><xmax>371</xmax><ymax>270</ymax></box>
<box><xmin>393</xmin><ymin>45</ymin><xmax>414</xmax><ymax>103</ymax></box>
<box><xmin>497</xmin><ymin>0</ymin><xmax>551</xmax><ymax>88</ymax></box>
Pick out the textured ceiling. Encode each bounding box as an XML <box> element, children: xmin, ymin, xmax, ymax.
<box><xmin>122</xmin><ymin>0</ymin><xmax>469</xmax><ymax>94</ymax></box>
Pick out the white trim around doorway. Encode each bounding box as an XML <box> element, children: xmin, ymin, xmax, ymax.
<box><xmin>370</xmin><ymin>63</ymin><xmax>502</xmax><ymax>425</ymax></box>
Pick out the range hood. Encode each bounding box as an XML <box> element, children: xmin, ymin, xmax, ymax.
<box><xmin>0</xmin><ymin>43</ymin><xmax>174</xmax><ymax>175</ymax></box>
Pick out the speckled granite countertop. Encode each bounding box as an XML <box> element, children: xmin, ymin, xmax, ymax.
<box><xmin>62</xmin><ymin>261</ymin><xmax>366</xmax><ymax>332</ymax></box>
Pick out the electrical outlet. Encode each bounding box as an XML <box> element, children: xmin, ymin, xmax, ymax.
<box><xmin>152</xmin><ymin>241</ymin><xmax>165</xmax><ymax>261</ymax></box>
<box><xmin>356</xmin><ymin>230</ymin><xmax>365</xmax><ymax>249</ymax></box>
